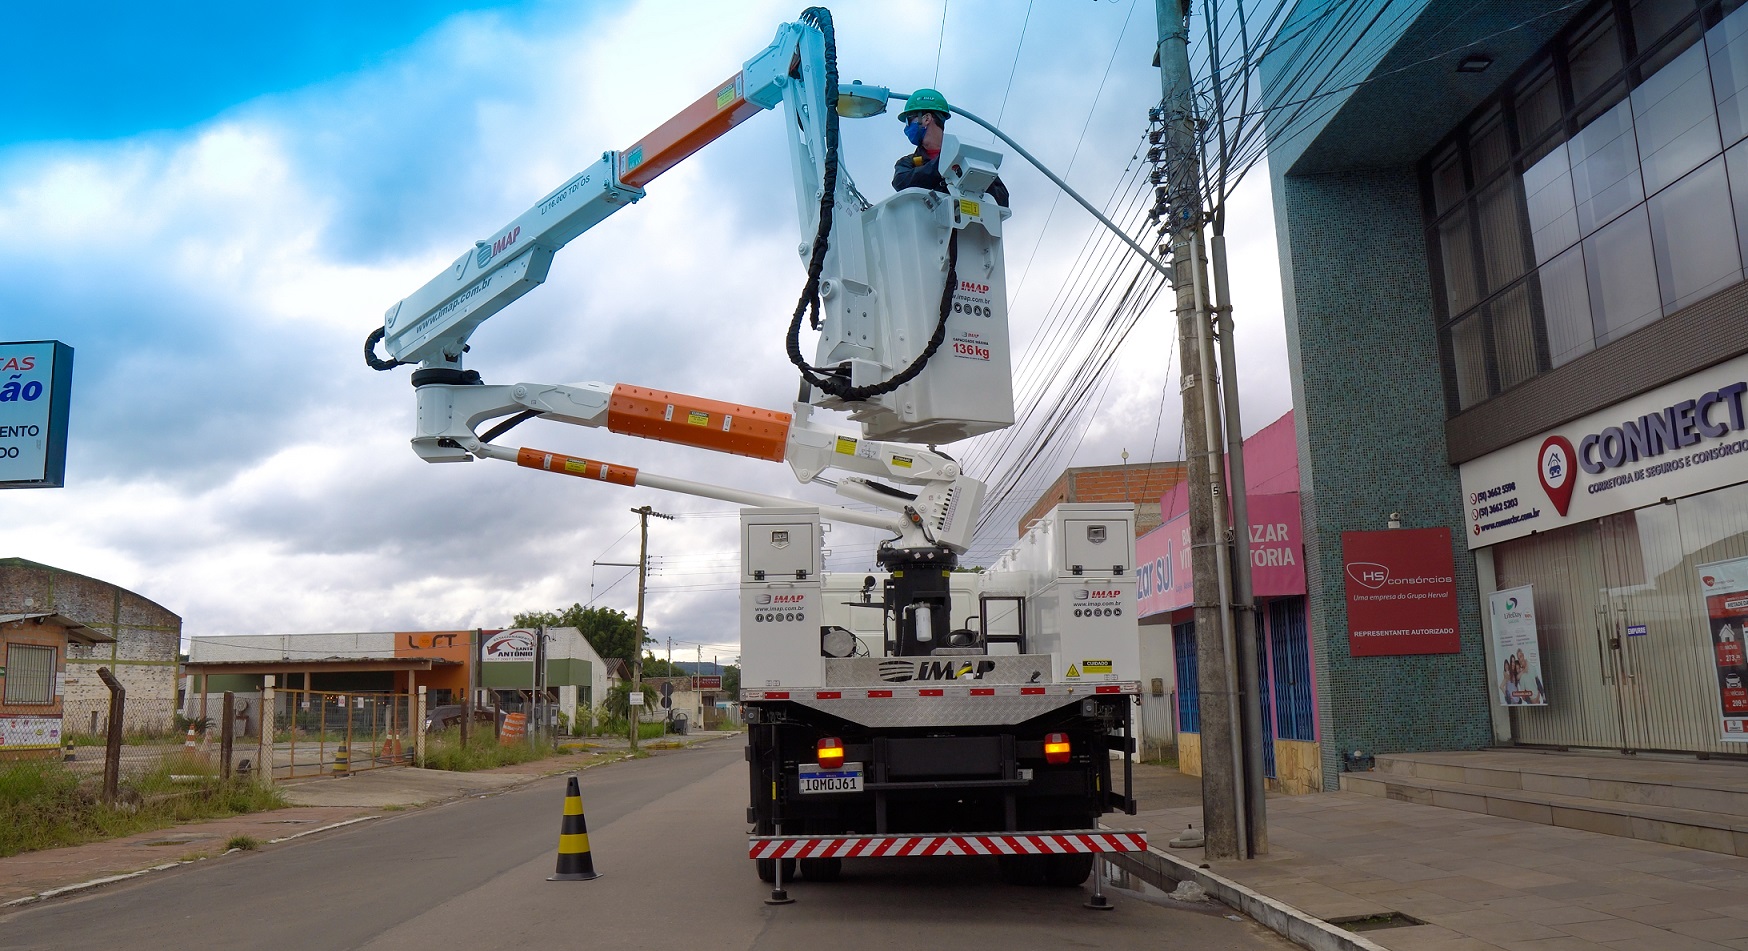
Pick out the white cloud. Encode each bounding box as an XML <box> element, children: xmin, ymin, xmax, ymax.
<box><xmin>3</xmin><ymin>1</ymin><xmax>1293</xmax><ymax>658</ymax></box>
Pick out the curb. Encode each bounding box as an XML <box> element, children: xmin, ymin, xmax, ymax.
<box><xmin>1105</xmin><ymin>847</ymin><xmax>1387</xmax><ymax>951</ymax></box>
<box><xmin>1</xmin><ymin>815</ymin><xmax>383</xmax><ymax>911</ymax></box>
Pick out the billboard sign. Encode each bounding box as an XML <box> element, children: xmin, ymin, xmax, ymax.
<box><xmin>0</xmin><ymin>340</ymin><xmax>74</xmax><ymax>488</ymax></box>
<box><xmin>1135</xmin><ymin>492</ymin><xmax>1305</xmax><ymax>618</ymax></box>
<box><xmin>482</xmin><ymin>628</ymin><xmax>536</xmax><ymax>660</ymax></box>
<box><xmin>1460</xmin><ymin>353</ymin><xmax>1748</xmax><ymax>548</ymax></box>
<box><xmin>693</xmin><ymin>675</ymin><xmax>722</xmax><ymax>690</ymax></box>
<box><xmin>1343</xmin><ymin>527</ymin><xmax>1460</xmax><ymax>656</ymax></box>
<box><xmin>1488</xmin><ymin>585</ymin><xmax>1546</xmax><ymax>705</ymax></box>
<box><xmin>1698</xmin><ymin>557</ymin><xmax>1748</xmax><ymax>742</ymax></box>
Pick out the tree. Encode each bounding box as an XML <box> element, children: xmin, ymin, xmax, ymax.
<box><xmin>721</xmin><ymin>664</ymin><xmax>740</xmax><ymax>694</ymax></box>
<box><xmin>640</xmin><ymin>653</ymin><xmax>687</xmax><ymax>679</ymax></box>
<box><xmin>512</xmin><ymin>604</ymin><xmax>651</xmax><ymax>663</ymax></box>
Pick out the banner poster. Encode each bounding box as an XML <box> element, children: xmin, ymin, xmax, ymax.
<box><xmin>1342</xmin><ymin>527</ymin><xmax>1461</xmax><ymax>656</ymax></box>
<box><xmin>1698</xmin><ymin>557</ymin><xmax>1748</xmax><ymax>742</ymax></box>
<box><xmin>0</xmin><ymin>716</ymin><xmax>63</xmax><ymax>749</ymax></box>
<box><xmin>1487</xmin><ymin>585</ymin><xmax>1547</xmax><ymax>706</ymax></box>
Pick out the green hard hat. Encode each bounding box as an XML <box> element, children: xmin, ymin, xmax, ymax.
<box><xmin>899</xmin><ymin>88</ymin><xmax>951</xmax><ymax>122</ymax></box>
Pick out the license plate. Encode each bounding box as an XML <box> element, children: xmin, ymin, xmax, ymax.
<box><xmin>798</xmin><ymin>762</ymin><xmax>863</xmax><ymax>794</ymax></box>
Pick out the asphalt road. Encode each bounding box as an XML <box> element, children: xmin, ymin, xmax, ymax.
<box><xmin>0</xmin><ymin>739</ymin><xmax>1292</xmax><ymax>951</ymax></box>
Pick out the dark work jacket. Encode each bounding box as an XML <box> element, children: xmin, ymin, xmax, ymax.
<box><xmin>892</xmin><ymin>147</ymin><xmax>1010</xmax><ymax>207</ymax></box>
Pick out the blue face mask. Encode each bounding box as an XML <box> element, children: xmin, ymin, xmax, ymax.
<box><xmin>905</xmin><ymin>118</ymin><xmax>926</xmax><ymax>147</ymax></box>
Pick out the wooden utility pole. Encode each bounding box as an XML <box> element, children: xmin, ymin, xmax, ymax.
<box><xmin>1156</xmin><ymin>0</ymin><xmax>1244</xmax><ymax>860</ymax></box>
<box><xmin>629</xmin><ymin>505</ymin><xmax>674</xmax><ymax>749</ymax></box>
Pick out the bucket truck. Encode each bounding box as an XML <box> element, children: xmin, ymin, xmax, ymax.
<box><xmin>365</xmin><ymin>7</ymin><xmax>1144</xmax><ymax>891</ymax></box>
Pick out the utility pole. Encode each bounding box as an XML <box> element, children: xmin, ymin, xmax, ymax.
<box><xmin>629</xmin><ymin>504</ymin><xmax>674</xmax><ymax>750</ymax></box>
<box><xmin>1156</xmin><ymin>0</ymin><xmax>1244</xmax><ymax>860</ymax></box>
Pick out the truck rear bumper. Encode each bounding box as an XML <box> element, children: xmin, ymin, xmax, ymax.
<box><xmin>748</xmin><ymin>829</ymin><xmax>1146</xmax><ymax>860</ymax></box>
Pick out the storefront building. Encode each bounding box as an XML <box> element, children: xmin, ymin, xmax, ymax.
<box><xmin>1263</xmin><ymin>0</ymin><xmax>1748</xmax><ymax>777</ymax></box>
<box><xmin>0</xmin><ymin>613</ymin><xmax>112</xmax><ymax>758</ymax></box>
<box><xmin>1137</xmin><ymin>412</ymin><xmax>1322</xmax><ymax>792</ymax></box>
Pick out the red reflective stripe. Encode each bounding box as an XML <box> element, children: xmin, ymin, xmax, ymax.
<box><xmin>816</xmin><ymin>691</ymin><xmax>841</xmax><ymax>699</ymax></box>
<box><xmin>919</xmin><ymin>688</ymin><xmax>944</xmax><ymax>697</ymax></box>
<box><xmin>1095</xmin><ymin>684</ymin><xmax>1121</xmax><ymax>693</ymax></box>
<box><xmin>866</xmin><ymin>689</ymin><xmax>893</xmax><ymax>698</ymax></box>
<box><xmin>1021</xmin><ymin>687</ymin><xmax>1046</xmax><ymax>695</ymax></box>
<box><xmin>970</xmin><ymin>687</ymin><xmax>995</xmax><ymax>696</ymax></box>
<box><xmin>765</xmin><ymin>691</ymin><xmax>789</xmax><ymax>699</ymax></box>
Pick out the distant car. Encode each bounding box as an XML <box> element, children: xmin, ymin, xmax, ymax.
<box><xmin>423</xmin><ymin>705</ymin><xmax>504</xmax><ymax>733</ymax></box>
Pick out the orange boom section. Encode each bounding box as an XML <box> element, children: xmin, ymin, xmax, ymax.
<box><xmin>516</xmin><ymin>448</ymin><xmax>638</xmax><ymax>486</ymax></box>
<box><xmin>606</xmin><ymin>384</ymin><xmax>791</xmax><ymax>463</ymax></box>
<box><xmin>618</xmin><ymin>74</ymin><xmax>763</xmax><ymax>189</ymax></box>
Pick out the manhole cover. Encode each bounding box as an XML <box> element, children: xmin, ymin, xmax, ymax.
<box><xmin>1329</xmin><ymin>913</ymin><xmax>1423</xmax><ymax>933</ymax></box>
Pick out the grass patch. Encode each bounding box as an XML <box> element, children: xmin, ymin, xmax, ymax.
<box><xmin>418</xmin><ymin>729</ymin><xmax>578</xmax><ymax>772</ymax></box>
<box><xmin>0</xmin><ymin>761</ymin><xmax>287</xmax><ymax>859</ymax></box>
<box><xmin>225</xmin><ymin>834</ymin><xmax>262</xmax><ymax>851</ymax></box>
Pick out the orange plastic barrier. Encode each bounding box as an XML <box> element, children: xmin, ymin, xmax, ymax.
<box><xmin>501</xmin><ymin>712</ymin><xmax>528</xmax><ymax>745</ymax></box>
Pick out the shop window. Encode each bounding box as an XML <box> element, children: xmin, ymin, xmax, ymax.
<box><xmin>1539</xmin><ymin>245</ymin><xmax>1597</xmax><ymax>367</ymax></box>
<box><xmin>1648</xmin><ymin>155</ymin><xmax>1742</xmax><ymax>311</ymax></box>
<box><xmin>1437</xmin><ymin>208</ymin><xmax>1480</xmax><ymax>313</ymax></box>
<box><xmin>4</xmin><ymin>644</ymin><xmax>56</xmax><ymax>704</ymax></box>
<box><xmin>1525</xmin><ymin>142</ymin><xmax>1581</xmax><ymax>265</ymax></box>
<box><xmin>1173</xmin><ymin>621</ymin><xmax>1199</xmax><ymax>734</ymax></box>
<box><xmin>1448</xmin><ymin>311</ymin><xmax>1492</xmax><ymax>409</ymax></box>
<box><xmin>1583</xmin><ymin>205</ymin><xmax>1662</xmax><ymax>344</ymax></box>
<box><xmin>1470</xmin><ymin>109</ymin><xmax>1513</xmax><ymax>182</ymax></box>
<box><xmin>1632</xmin><ymin>43</ymin><xmax>1720</xmax><ymax>194</ymax></box>
<box><xmin>1266</xmin><ymin>600</ymin><xmax>1316</xmax><ymax>743</ymax></box>
<box><xmin>1571</xmin><ymin>100</ymin><xmax>1646</xmax><ymax>236</ymax></box>
<box><xmin>1711</xmin><ymin>3</ymin><xmax>1748</xmax><ymax>147</ymax></box>
<box><xmin>1571</xmin><ymin>11</ymin><xmax>1627</xmax><ymax>118</ymax></box>
<box><xmin>1489</xmin><ymin>283</ymin><xmax>1541</xmax><ymax>390</ymax></box>
<box><xmin>1517</xmin><ymin>65</ymin><xmax>1566</xmax><ymax>162</ymax></box>
<box><xmin>1430</xmin><ymin>147</ymin><xmax>1467</xmax><ymax>215</ymax></box>
<box><xmin>1477</xmin><ymin>179</ymin><xmax>1530</xmax><ymax>291</ymax></box>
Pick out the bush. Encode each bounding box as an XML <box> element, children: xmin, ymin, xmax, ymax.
<box><xmin>0</xmin><ymin>760</ymin><xmax>285</xmax><ymax>858</ymax></box>
<box><xmin>419</xmin><ymin>727</ymin><xmax>571</xmax><ymax>772</ymax></box>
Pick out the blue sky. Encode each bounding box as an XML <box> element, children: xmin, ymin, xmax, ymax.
<box><xmin>3</xmin><ymin>1</ymin><xmax>1289</xmax><ymax>655</ymax></box>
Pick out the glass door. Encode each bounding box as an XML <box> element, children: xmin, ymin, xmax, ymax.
<box><xmin>1596</xmin><ymin>505</ymin><xmax>1718</xmax><ymax>752</ymax></box>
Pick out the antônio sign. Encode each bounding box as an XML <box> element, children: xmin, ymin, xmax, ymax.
<box><xmin>0</xmin><ymin>341</ymin><xmax>73</xmax><ymax>489</ymax></box>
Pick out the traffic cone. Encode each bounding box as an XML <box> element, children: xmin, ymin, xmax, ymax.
<box><xmin>332</xmin><ymin>744</ymin><xmax>350</xmax><ymax>776</ymax></box>
<box><xmin>548</xmin><ymin>775</ymin><xmax>600</xmax><ymax>881</ymax></box>
<box><xmin>183</xmin><ymin>727</ymin><xmax>198</xmax><ymax>753</ymax></box>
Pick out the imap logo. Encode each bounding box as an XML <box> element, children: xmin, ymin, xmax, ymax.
<box><xmin>1538</xmin><ymin>435</ymin><xmax>1577</xmax><ymax>515</ymax></box>
<box><xmin>1345</xmin><ymin>562</ymin><xmax>1389</xmax><ymax>589</ymax></box>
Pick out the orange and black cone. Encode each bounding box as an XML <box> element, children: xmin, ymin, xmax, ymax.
<box><xmin>548</xmin><ymin>775</ymin><xmax>600</xmax><ymax>881</ymax></box>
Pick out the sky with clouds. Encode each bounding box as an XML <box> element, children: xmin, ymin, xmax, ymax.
<box><xmin>3</xmin><ymin>0</ymin><xmax>1291</xmax><ymax>662</ymax></box>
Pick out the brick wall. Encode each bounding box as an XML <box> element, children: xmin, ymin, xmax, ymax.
<box><xmin>1275</xmin><ymin>167</ymin><xmax>1491</xmax><ymax>789</ymax></box>
<box><xmin>1018</xmin><ymin>463</ymin><xmax>1186</xmax><ymax>537</ymax></box>
<box><xmin>0</xmin><ymin>559</ymin><xmax>181</xmax><ymax>733</ymax></box>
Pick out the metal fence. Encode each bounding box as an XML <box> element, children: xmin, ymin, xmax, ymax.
<box><xmin>275</xmin><ymin>689</ymin><xmax>416</xmax><ymax>779</ymax></box>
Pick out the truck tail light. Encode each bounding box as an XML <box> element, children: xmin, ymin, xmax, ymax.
<box><xmin>817</xmin><ymin>737</ymin><xmax>845</xmax><ymax>769</ymax></box>
<box><xmin>1044</xmin><ymin>732</ymin><xmax>1071</xmax><ymax>764</ymax></box>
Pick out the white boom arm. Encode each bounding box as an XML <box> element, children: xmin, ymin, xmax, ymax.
<box><xmin>369</xmin><ymin>10</ymin><xmax>1011</xmax><ymax>555</ymax></box>
<box><xmin>413</xmin><ymin>379</ymin><xmax>983</xmax><ymax>553</ymax></box>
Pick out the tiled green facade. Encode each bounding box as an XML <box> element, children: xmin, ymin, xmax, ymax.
<box><xmin>1273</xmin><ymin>168</ymin><xmax>1493</xmax><ymax>789</ymax></box>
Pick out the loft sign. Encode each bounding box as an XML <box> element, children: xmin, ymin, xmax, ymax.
<box><xmin>0</xmin><ymin>341</ymin><xmax>73</xmax><ymax>489</ymax></box>
<box><xmin>1459</xmin><ymin>352</ymin><xmax>1748</xmax><ymax>549</ymax></box>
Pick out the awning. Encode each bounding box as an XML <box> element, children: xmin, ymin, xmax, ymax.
<box><xmin>0</xmin><ymin>612</ymin><xmax>115</xmax><ymax>645</ymax></box>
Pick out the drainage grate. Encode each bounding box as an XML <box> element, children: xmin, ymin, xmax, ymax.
<box><xmin>1328</xmin><ymin>912</ymin><xmax>1423</xmax><ymax>933</ymax></box>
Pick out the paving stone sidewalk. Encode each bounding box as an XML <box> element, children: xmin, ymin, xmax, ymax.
<box><xmin>1127</xmin><ymin>764</ymin><xmax>1748</xmax><ymax>951</ymax></box>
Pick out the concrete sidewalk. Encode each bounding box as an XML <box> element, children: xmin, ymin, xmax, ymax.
<box><xmin>0</xmin><ymin>731</ymin><xmax>739</xmax><ymax>908</ymax></box>
<box><xmin>1123</xmin><ymin>761</ymin><xmax>1748</xmax><ymax>951</ymax></box>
